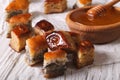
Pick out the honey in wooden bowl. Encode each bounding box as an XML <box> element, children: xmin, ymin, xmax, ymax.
<box><xmin>71</xmin><ymin>8</ymin><xmax>120</xmax><ymax>26</ymax></box>
<box><xmin>66</xmin><ymin>6</ymin><xmax>120</xmax><ymax>44</ymax></box>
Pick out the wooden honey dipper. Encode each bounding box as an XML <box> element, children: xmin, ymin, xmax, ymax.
<box><xmin>87</xmin><ymin>0</ymin><xmax>120</xmax><ymax>20</ymax></box>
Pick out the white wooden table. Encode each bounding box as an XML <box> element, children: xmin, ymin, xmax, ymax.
<box><xmin>0</xmin><ymin>0</ymin><xmax>120</xmax><ymax>80</ymax></box>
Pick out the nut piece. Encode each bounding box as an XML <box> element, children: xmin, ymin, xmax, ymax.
<box><xmin>34</xmin><ymin>20</ymin><xmax>54</xmax><ymax>35</ymax></box>
<box><xmin>74</xmin><ymin>40</ymin><xmax>94</xmax><ymax>68</ymax></box>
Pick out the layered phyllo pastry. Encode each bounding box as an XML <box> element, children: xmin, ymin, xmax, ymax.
<box><xmin>34</xmin><ymin>20</ymin><xmax>54</xmax><ymax>35</ymax></box>
<box><xmin>44</xmin><ymin>0</ymin><xmax>67</xmax><ymax>14</ymax></box>
<box><xmin>7</xmin><ymin>13</ymin><xmax>31</xmax><ymax>38</ymax></box>
<box><xmin>43</xmin><ymin>50</ymin><xmax>68</xmax><ymax>78</ymax></box>
<box><xmin>74</xmin><ymin>0</ymin><xmax>92</xmax><ymax>8</ymax></box>
<box><xmin>46</xmin><ymin>31</ymin><xmax>76</xmax><ymax>53</ymax></box>
<box><xmin>5</xmin><ymin>0</ymin><xmax>29</xmax><ymax>21</ymax></box>
<box><xmin>74</xmin><ymin>40</ymin><xmax>94</xmax><ymax>69</ymax></box>
<box><xmin>25</xmin><ymin>35</ymin><xmax>48</xmax><ymax>66</ymax></box>
<box><xmin>10</xmin><ymin>25</ymin><xmax>31</xmax><ymax>52</ymax></box>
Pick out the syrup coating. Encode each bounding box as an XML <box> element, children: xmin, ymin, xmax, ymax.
<box><xmin>5</xmin><ymin>0</ymin><xmax>29</xmax><ymax>12</ymax></box>
<box><xmin>46</xmin><ymin>31</ymin><xmax>76</xmax><ymax>52</ymax></box>
<box><xmin>35</xmin><ymin>20</ymin><xmax>54</xmax><ymax>32</ymax></box>
<box><xmin>12</xmin><ymin>25</ymin><xmax>30</xmax><ymax>37</ymax></box>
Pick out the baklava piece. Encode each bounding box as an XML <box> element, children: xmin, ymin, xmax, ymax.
<box><xmin>69</xmin><ymin>32</ymin><xmax>81</xmax><ymax>47</ymax></box>
<box><xmin>7</xmin><ymin>13</ymin><xmax>32</xmax><ymax>38</ymax></box>
<box><xmin>5</xmin><ymin>0</ymin><xmax>29</xmax><ymax>21</ymax></box>
<box><xmin>46</xmin><ymin>31</ymin><xmax>76</xmax><ymax>53</ymax></box>
<box><xmin>25</xmin><ymin>35</ymin><xmax>48</xmax><ymax>66</ymax></box>
<box><xmin>43</xmin><ymin>50</ymin><xmax>68</xmax><ymax>78</ymax></box>
<box><xmin>34</xmin><ymin>20</ymin><xmax>54</xmax><ymax>35</ymax></box>
<box><xmin>10</xmin><ymin>25</ymin><xmax>31</xmax><ymax>52</ymax></box>
<box><xmin>74</xmin><ymin>0</ymin><xmax>92</xmax><ymax>8</ymax></box>
<box><xmin>74</xmin><ymin>40</ymin><xmax>94</xmax><ymax>69</ymax></box>
<box><xmin>44</xmin><ymin>0</ymin><xmax>67</xmax><ymax>14</ymax></box>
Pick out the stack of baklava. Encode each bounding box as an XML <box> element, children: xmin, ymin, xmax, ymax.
<box><xmin>25</xmin><ymin>20</ymin><xmax>95</xmax><ymax>78</ymax></box>
<box><xmin>5</xmin><ymin>0</ymin><xmax>95</xmax><ymax>79</ymax></box>
<box><xmin>5</xmin><ymin>0</ymin><xmax>32</xmax><ymax>52</ymax></box>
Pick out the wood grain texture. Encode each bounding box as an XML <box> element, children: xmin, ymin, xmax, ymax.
<box><xmin>0</xmin><ymin>0</ymin><xmax>120</xmax><ymax>80</ymax></box>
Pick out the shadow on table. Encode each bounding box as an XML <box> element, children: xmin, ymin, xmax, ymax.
<box><xmin>94</xmin><ymin>51</ymin><xmax>110</xmax><ymax>65</ymax></box>
<box><xmin>111</xmin><ymin>37</ymin><xmax>120</xmax><ymax>44</ymax></box>
<box><xmin>63</xmin><ymin>51</ymin><xmax>110</xmax><ymax>78</ymax></box>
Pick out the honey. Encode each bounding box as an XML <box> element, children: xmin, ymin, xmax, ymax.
<box><xmin>70</xmin><ymin>7</ymin><xmax>120</xmax><ymax>26</ymax></box>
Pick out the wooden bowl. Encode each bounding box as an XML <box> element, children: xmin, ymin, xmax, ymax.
<box><xmin>66</xmin><ymin>6</ymin><xmax>120</xmax><ymax>44</ymax></box>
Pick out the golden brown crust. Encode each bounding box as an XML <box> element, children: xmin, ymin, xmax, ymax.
<box><xmin>44</xmin><ymin>0</ymin><xmax>67</xmax><ymax>13</ymax></box>
<box><xmin>8</xmin><ymin>13</ymin><xmax>31</xmax><ymax>24</ymax></box>
<box><xmin>79</xmin><ymin>40</ymin><xmax>94</xmax><ymax>53</ymax></box>
<box><xmin>26</xmin><ymin>35</ymin><xmax>48</xmax><ymax>55</ymax></box>
<box><xmin>44</xmin><ymin>50</ymin><xmax>66</xmax><ymax>60</ymax></box>
<box><xmin>25</xmin><ymin>35</ymin><xmax>48</xmax><ymax>66</ymax></box>
<box><xmin>5</xmin><ymin>0</ymin><xmax>29</xmax><ymax>12</ymax></box>
<box><xmin>12</xmin><ymin>25</ymin><xmax>30</xmax><ymax>37</ymax></box>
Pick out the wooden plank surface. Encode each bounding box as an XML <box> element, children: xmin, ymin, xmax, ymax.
<box><xmin>1</xmin><ymin>0</ymin><xmax>120</xmax><ymax>80</ymax></box>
